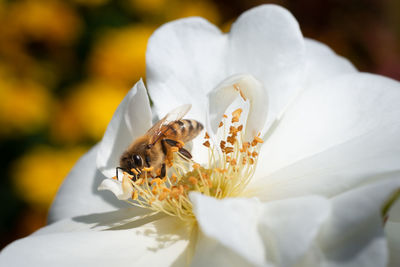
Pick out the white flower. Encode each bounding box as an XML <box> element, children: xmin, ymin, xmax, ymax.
<box><xmin>1</xmin><ymin>4</ymin><xmax>400</xmax><ymax>267</ymax></box>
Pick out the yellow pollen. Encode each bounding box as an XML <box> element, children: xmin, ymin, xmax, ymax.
<box><xmin>219</xmin><ymin>121</ymin><xmax>224</xmax><ymax>128</ymax></box>
<box><xmin>220</xmin><ymin>140</ymin><xmax>226</xmax><ymax>149</ymax></box>
<box><xmin>177</xmin><ymin>140</ymin><xmax>185</xmax><ymax>148</ymax></box>
<box><xmin>142</xmin><ymin>166</ymin><xmax>154</xmax><ymax>172</ymax></box>
<box><xmin>151</xmin><ymin>178</ymin><xmax>163</xmax><ymax>185</ymax></box>
<box><xmin>233</xmin><ymin>84</ymin><xmax>247</xmax><ymax>101</ymax></box>
<box><xmin>135</xmin><ymin>178</ymin><xmax>144</xmax><ymax>185</ymax></box>
<box><xmin>254</xmin><ymin>136</ymin><xmax>264</xmax><ymax>143</ymax></box>
<box><xmin>130</xmin><ymin>168</ymin><xmax>139</xmax><ymax>175</ymax></box>
<box><xmin>192</xmin><ymin>163</ymin><xmax>200</xmax><ymax>169</ymax></box>
<box><xmin>203</xmin><ymin>141</ymin><xmax>210</xmax><ymax>147</ymax></box>
<box><xmin>216</xmin><ymin>168</ymin><xmax>227</xmax><ymax>173</ymax></box>
<box><xmin>204</xmin><ymin>132</ymin><xmax>210</xmax><ymax>139</ymax></box>
<box><xmin>189</xmin><ymin>176</ymin><xmax>198</xmax><ymax>185</ymax></box>
<box><xmin>231</xmin><ymin>108</ymin><xmax>243</xmax><ymax>123</ymax></box>
<box><xmin>158</xmin><ymin>192</ymin><xmax>167</xmax><ymax>201</ymax></box>
<box><xmin>170</xmin><ymin>146</ymin><xmax>179</xmax><ymax>153</ymax></box>
<box><xmin>224</xmin><ymin>147</ymin><xmax>234</xmax><ymax>154</ymax></box>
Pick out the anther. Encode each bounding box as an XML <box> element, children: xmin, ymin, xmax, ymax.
<box><xmin>189</xmin><ymin>176</ymin><xmax>198</xmax><ymax>185</ymax></box>
<box><xmin>203</xmin><ymin>141</ymin><xmax>210</xmax><ymax>147</ymax></box>
<box><xmin>142</xmin><ymin>167</ymin><xmax>154</xmax><ymax>172</ymax></box>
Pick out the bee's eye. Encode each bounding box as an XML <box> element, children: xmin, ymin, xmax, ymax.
<box><xmin>132</xmin><ymin>155</ymin><xmax>143</xmax><ymax>167</ymax></box>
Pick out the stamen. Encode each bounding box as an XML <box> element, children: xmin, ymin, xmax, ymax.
<box><xmin>233</xmin><ymin>83</ymin><xmax>247</xmax><ymax>101</ymax></box>
<box><xmin>142</xmin><ymin>167</ymin><xmax>154</xmax><ymax>172</ymax></box>
<box><xmin>130</xmin><ymin>168</ymin><xmax>139</xmax><ymax>175</ymax></box>
<box><xmin>203</xmin><ymin>141</ymin><xmax>210</xmax><ymax>147</ymax></box>
<box><xmin>231</xmin><ymin>108</ymin><xmax>242</xmax><ymax>123</ymax></box>
<box><xmin>119</xmin><ymin>105</ymin><xmax>262</xmax><ymax>222</ymax></box>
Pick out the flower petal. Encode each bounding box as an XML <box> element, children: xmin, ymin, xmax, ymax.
<box><xmin>387</xmin><ymin>194</ymin><xmax>400</xmax><ymax>222</ymax></box>
<box><xmin>49</xmin><ymin>145</ymin><xmax>125</xmax><ymax>223</ymax></box>
<box><xmin>386</xmin><ymin>198</ymin><xmax>400</xmax><ymax>267</ymax></box>
<box><xmin>190</xmin><ymin>192</ymin><xmax>265</xmax><ymax>266</ymax></box>
<box><xmin>146</xmin><ymin>17</ymin><xmax>227</xmax><ymax>122</ymax></box>
<box><xmin>247</xmin><ymin>123</ymin><xmax>400</xmax><ymax>201</ymax></box>
<box><xmin>386</xmin><ymin>221</ymin><xmax>400</xmax><ymax>267</ymax></box>
<box><xmin>97</xmin><ymin>176</ymin><xmax>133</xmax><ymax>201</ymax></box>
<box><xmin>255</xmin><ymin>73</ymin><xmax>400</xmax><ymax>180</ymax></box>
<box><xmin>228</xmin><ymin>4</ymin><xmax>306</xmax><ymax>127</ymax></box>
<box><xmin>97</xmin><ymin>79</ymin><xmax>152</xmax><ymax>178</ymax></box>
<box><xmin>315</xmin><ymin>178</ymin><xmax>400</xmax><ymax>267</ymax></box>
<box><xmin>191</xmin><ymin>229</ymin><xmax>264</xmax><ymax>267</ymax></box>
<box><xmin>0</xmin><ymin>215</ymin><xmax>189</xmax><ymax>267</ymax></box>
<box><xmin>303</xmin><ymin>38</ymin><xmax>357</xmax><ymax>87</ymax></box>
<box><xmin>39</xmin><ymin>208</ymin><xmax>163</xmax><ymax>235</ymax></box>
<box><xmin>259</xmin><ymin>196</ymin><xmax>330</xmax><ymax>267</ymax></box>
<box><xmin>208</xmin><ymin>74</ymin><xmax>268</xmax><ymax>141</ymax></box>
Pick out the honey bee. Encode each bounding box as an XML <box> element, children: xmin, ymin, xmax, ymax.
<box><xmin>118</xmin><ymin>104</ymin><xmax>203</xmax><ymax>180</ymax></box>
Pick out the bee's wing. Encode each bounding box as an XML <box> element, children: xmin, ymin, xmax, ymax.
<box><xmin>147</xmin><ymin>104</ymin><xmax>191</xmax><ymax>145</ymax></box>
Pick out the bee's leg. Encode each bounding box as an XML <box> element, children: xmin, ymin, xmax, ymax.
<box><xmin>164</xmin><ymin>139</ymin><xmax>178</xmax><ymax>146</ymax></box>
<box><xmin>164</xmin><ymin>138</ymin><xmax>192</xmax><ymax>159</ymax></box>
<box><xmin>178</xmin><ymin>147</ymin><xmax>192</xmax><ymax>159</ymax></box>
<box><xmin>160</xmin><ymin>163</ymin><xmax>166</xmax><ymax>178</ymax></box>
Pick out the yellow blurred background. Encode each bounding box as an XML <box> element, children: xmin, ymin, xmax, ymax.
<box><xmin>0</xmin><ymin>0</ymin><xmax>399</xmax><ymax>249</ymax></box>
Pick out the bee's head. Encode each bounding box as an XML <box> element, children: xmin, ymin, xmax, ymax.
<box><xmin>130</xmin><ymin>154</ymin><xmax>144</xmax><ymax>169</ymax></box>
<box><xmin>119</xmin><ymin>152</ymin><xmax>144</xmax><ymax>179</ymax></box>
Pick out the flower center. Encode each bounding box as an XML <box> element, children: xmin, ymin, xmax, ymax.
<box><xmin>119</xmin><ymin>108</ymin><xmax>263</xmax><ymax>222</ymax></box>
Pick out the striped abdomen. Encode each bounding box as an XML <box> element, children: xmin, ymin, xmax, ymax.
<box><xmin>165</xmin><ymin>119</ymin><xmax>204</xmax><ymax>143</ymax></box>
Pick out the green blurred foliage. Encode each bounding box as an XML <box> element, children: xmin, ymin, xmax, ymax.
<box><xmin>0</xmin><ymin>0</ymin><xmax>399</xmax><ymax>249</ymax></box>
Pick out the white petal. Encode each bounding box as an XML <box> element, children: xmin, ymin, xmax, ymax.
<box><xmin>228</xmin><ymin>4</ymin><xmax>306</xmax><ymax>128</ymax></box>
<box><xmin>48</xmin><ymin>145</ymin><xmax>125</xmax><ymax>223</ymax></box>
<box><xmin>146</xmin><ymin>17</ymin><xmax>227</xmax><ymax>122</ymax></box>
<box><xmin>98</xmin><ymin>176</ymin><xmax>132</xmax><ymax>200</ymax></box>
<box><xmin>316</xmin><ymin>178</ymin><xmax>400</xmax><ymax>267</ymax></box>
<box><xmin>190</xmin><ymin>192</ymin><xmax>265</xmax><ymax>266</ymax></box>
<box><xmin>208</xmin><ymin>74</ymin><xmax>268</xmax><ymax>141</ymax></box>
<box><xmin>0</xmin><ymin>216</ymin><xmax>189</xmax><ymax>267</ymax></box>
<box><xmin>97</xmin><ymin>79</ymin><xmax>152</xmax><ymax>178</ymax></box>
<box><xmin>191</xmin><ymin>229</ymin><xmax>265</xmax><ymax>267</ymax></box>
<box><xmin>255</xmin><ymin>73</ymin><xmax>400</xmax><ymax>180</ymax></box>
<box><xmin>386</xmin><ymin>198</ymin><xmax>400</xmax><ymax>267</ymax></box>
<box><xmin>39</xmin><ymin>207</ymin><xmax>161</xmax><ymax>235</ymax></box>
<box><xmin>386</xmin><ymin>221</ymin><xmax>400</xmax><ymax>267</ymax></box>
<box><xmin>387</xmin><ymin>195</ymin><xmax>400</xmax><ymax>222</ymax></box>
<box><xmin>304</xmin><ymin>38</ymin><xmax>357</xmax><ymax>87</ymax></box>
<box><xmin>246</xmin><ymin>123</ymin><xmax>400</xmax><ymax>201</ymax></box>
<box><xmin>259</xmin><ymin>196</ymin><xmax>330</xmax><ymax>267</ymax></box>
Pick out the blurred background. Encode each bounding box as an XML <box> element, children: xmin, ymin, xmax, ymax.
<box><xmin>0</xmin><ymin>0</ymin><xmax>399</xmax><ymax>249</ymax></box>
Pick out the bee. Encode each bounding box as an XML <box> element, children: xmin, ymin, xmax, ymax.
<box><xmin>118</xmin><ymin>104</ymin><xmax>203</xmax><ymax>180</ymax></box>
